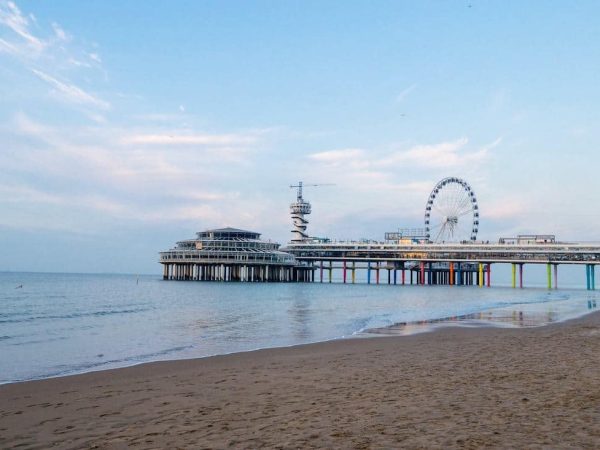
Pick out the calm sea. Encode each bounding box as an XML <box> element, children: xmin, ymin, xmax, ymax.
<box><xmin>1</xmin><ymin>270</ymin><xmax>598</xmax><ymax>384</ymax></box>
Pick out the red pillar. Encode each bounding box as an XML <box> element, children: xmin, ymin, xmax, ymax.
<box><xmin>449</xmin><ymin>262</ymin><xmax>454</xmax><ymax>286</ymax></box>
<box><xmin>402</xmin><ymin>268</ymin><xmax>406</xmax><ymax>285</ymax></box>
<box><xmin>420</xmin><ymin>261</ymin><xmax>425</xmax><ymax>285</ymax></box>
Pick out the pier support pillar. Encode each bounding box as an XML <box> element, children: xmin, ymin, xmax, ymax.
<box><xmin>420</xmin><ymin>261</ymin><xmax>425</xmax><ymax>285</ymax></box>
<box><xmin>393</xmin><ymin>268</ymin><xmax>397</xmax><ymax>285</ymax></box>
<box><xmin>449</xmin><ymin>262</ymin><xmax>454</xmax><ymax>286</ymax></box>
<box><xmin>486</xmin><ymin>264</ymin><xmax>491</xmax><ymax>288</ymax></box>
<box><xmin>519</xmin><ymin>264</ymin><xmax>524</xmax><ymax>289</ymax></box>
<box><xmin>320</xmin><ymin>262</ymin><xmax>323</xmax><ymax>283</ymax></box>
<box><xmin>547</xmin><ymin>263</ymin><xmax>552</xmax><ymax>290</ymax></box>
<box><xmin>554</xmin><ymin>264</ymin><xmax>558</xmax><ymax>289</ymax></box>
<box><xmin>511</xmin><ymin>263</ymin><xmax>516</xmax><ymax>288</ymax></box>
<box><xmin>367</xmin><ymin>261</ymin><xmax>371</xmax><ymax>284</ymax></box>
<box><xmin>343</xmin><ymin>260</ymin><xmax>347</xmax><ymax>284</ymax></box>
<box><xmin>478</xmin><ymin>263</ymin><xmax>484</xmax><ymax>287</ymax></box>
<box><xmin>402</xmin><ymin>268</ymin><xmax>406</xmax><ymax>285</ymax></box>
<box><xmin>376</xmin><ymin>262</ymin><xmax>380</xmax><ymax>284</ymax></box>
<box><xmin>352</xmin><ymin>262</ymin><xmax>356</xmax><ymax>284</ymax></box>
<box><xmin>329</xmin><ymin>260</ymin><xmax>333</xmax><ymax>283</ymax></box>
<box><xmin>593</xmin><ymin>265</ymin><xmax>596</xmax><ymax>290</ymax></box>
<box><xmin>587</xmin><ymin>265</ymin><xmax>595</xmax><ymax>290</ymax></box>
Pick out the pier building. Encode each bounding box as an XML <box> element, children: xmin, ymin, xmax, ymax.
<box><xmin>159</xmin><ymin>227</ymin><xmax>312</xmax><ymax>282</ymax></box>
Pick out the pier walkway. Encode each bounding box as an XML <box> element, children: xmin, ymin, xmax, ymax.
<box><xmin>282</xmin><ymin>242</ymin><xmax>600</xmax><ymax>289</ymax></box>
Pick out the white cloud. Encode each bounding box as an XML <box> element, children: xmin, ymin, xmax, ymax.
<box><xmin>121</xmin><ymin>133</ymin><xmax>257</xmax><ymax>146</ymax></box>
<box><xmin>0</xmin><ymin>0</ymin><xmax>46</xmax><ymax>52</ymax></box>
<box><xmin>31</xmin><ymin>68</ymin><xmax>110</xmax><ymax>110</ymax></box>
<box><xmin>309</xmin><ymin>148</ymin><xmax>365</xmax><ymax>165</ymax></box>
<box><xmin>51</xmin><ymin>22</ymin><xmax>68</xmax><ymax>42</ymax></box>
<box><xmin>396</xmin><ymin>83</ymin><xmax>417</xmax><ymax>102</ymax></box>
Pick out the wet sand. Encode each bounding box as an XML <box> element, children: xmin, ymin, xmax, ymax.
<box><xmin>2</xmin><ymin>312</ymin><xmax>600</xmax><ymax>449</ymax></box>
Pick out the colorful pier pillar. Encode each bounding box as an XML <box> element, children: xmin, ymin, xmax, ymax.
<box><xmin>511</xmin><ymin>263</ymin><xmax>516</xmax><ymax>288</ymax></box>
<box><xmin>587</xmin><ymin>264</ymin><xmax>595</xmax><ymax>290</ymax></box>
<box><xmin>449</xmin><ymin>263</ymin><xmax>454</xmax><ymax>286</ymax></box>
<box><xmin>393</xmin><ymin>268</ymin><xmax>397</xmax><ymax>285</ymax></box>
<box><xmin>420</xmin><ymin>261</ymin><xmax>425</xmax><ymax>285</ymax></box>
<box><xmin>328</xmin><ymin>260</ymin><xmax>333</xmax><ymax>283</ymax></box>
<box><xmin>554</xmin><ymin>264</ymin><xmax>558</xmax><ymax>289</ymax></box>
<box><xmin>486</xmin><ymin>264</ymin><xmax>491</xmax><ymax>288</ymax></box>
<box><xmin>478</xmin><ymin>263</ymin><xmax>484</xmax><ymax>287</ymax></box>
<box><xmin>343</xmin><ymin>260</ymin><xmax>347</xmax><ymax>284</ymax></box>
<box><xmin>376</xmin><ymin>262</ymin><xmax>380</xmax><ymax>284</ymax></box>
<box><xmin>519</xmin><ymin>264</ymin><xmax>524</xmax><ymax>289</ymax></box>
<box><xmin>367</xmin><ymin>261</ymin><xmax>372</xmax><ymax>284</ymax></box>
<box><xmin>352</xmin><ymin>262</ymin><xmax>356</xmax><ymax>284</ymax></box>
<box><xmin>547</xmin><ymin>263</ymin><xmax>552</xmax><ymax>290</ymax></box>
<box><xmin>402</xmin><ymin>268</ymin><xmax>406</xmax><ymax>285</ymax></box>
<box><xmin>320</xmin><ymin>263</ymin><xmax>323</xmax><ymax>283</ymax></box>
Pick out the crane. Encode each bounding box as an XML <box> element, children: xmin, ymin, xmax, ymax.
<box><xmin>289</xmin><ymin>181</ymin><xmax>335</xmax><ymax>201</ymax></box>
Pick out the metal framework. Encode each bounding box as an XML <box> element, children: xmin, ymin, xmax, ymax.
<box><xmin>425</xmin><ymin>177</ymin><xmax>479</xmax><ymax>243</ymax></box>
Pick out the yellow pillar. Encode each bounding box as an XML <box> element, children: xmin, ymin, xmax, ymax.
<box><xmin>478</xmin><ymin>263</ymin><xmax>484</xmax><ymax>287</ymax></box>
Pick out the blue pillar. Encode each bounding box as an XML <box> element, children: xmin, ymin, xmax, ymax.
<box><xmin>592</xmin><ymin>265</ymin><xmax>596</xmax><ymax>290</ymax></box>
<box><xmin>393</xmin><ymin>269</ymin><xmax>397</xmax><ymax>285</ymax></box>
<box><xmin>456</xmin><ymin>264</ymin><xmax>461</xmax><ymax>286</ymax></box>
<box><xmin>367</xmin><ymin>261</ymin><xmax>371</xmax><ymax>284</ymax></box>
<box><xmin>586</xmin><ymin>265</ymin><xmax>591</xmax><ymax>291</ymax></box>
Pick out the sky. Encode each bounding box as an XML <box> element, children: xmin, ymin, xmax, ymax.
<box><xmin>1</xmin><ymin>0</ymin><xmax>600</xmax><ymax>274</ymax></box>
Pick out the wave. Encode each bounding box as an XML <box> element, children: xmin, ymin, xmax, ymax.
<box><xmin>0</xmin><ymin>307</ymin><xmax>150</xmax><ymax>324</ymax></box>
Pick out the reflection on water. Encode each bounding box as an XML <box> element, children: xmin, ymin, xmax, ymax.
<box><xmin>364</xmin><ymin>295</ymin><xmax>599</xmax><ymax>336</ymax></box>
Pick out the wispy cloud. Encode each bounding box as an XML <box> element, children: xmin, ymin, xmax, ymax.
<box><xmin>121</xmin><ymin>133</ymin><xmax>256</xmax><ymax>146</ymax></box>
<box><xmin>396</xmin><ymin>83</ymin><xmax>417</xmax><ymax>102</ymax></box>
<box><xmin>31</xmin><ymin>68</ymin><xmax>110</xmax><ymax>110</ymax></box>
<box><xmin>0</xmin><ymin>0</ymin><xmax>46</xmax><ymax>52</ymax></box>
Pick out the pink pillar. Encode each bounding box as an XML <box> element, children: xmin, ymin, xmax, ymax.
<box><xmin>420</xmin><ymin>261</ymin><xmax>425</xmax><ymax>285</ymax></box>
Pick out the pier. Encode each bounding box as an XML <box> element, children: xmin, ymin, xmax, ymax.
<box><xmin>282</xmin><ymin>241</ymin><xmax>600</xmax><ymax>289</ymax></box>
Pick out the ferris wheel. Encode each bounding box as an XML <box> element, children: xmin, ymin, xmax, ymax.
<box><xmin>424</xmin><ymin>177</ymin><xmax>479</xmax><ymax>243</ymax></box>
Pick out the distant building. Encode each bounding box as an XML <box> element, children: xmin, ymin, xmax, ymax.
<box><xmin>498</xmin><ymin>235</ymin><xmax>556</xmax><ymax>245</ymax></box>
<box><xmin>160</xmin><ymin>227</ymin><xmax>312</xmax><ymax>282</ymax></box>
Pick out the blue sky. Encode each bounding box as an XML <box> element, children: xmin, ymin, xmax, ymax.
<box><xmin>1</xmin><ymin>0</ymin><xmax>600</xmax><ymax>273</ymax></box>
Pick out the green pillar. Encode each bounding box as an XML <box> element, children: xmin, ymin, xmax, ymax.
<box><xmin>511</xmin><ymin>263</ymin><xmax>516</xmax><ymax>288</ymax></box>
<box><xmin>547</xmin><ymin>263</ymin><xmax>552</xmax><ymax>290</ymax></box>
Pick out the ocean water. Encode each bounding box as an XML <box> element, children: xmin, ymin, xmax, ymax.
<box><xmin>1</xmin><ymin>271</ymin><xmax>598</xmax><ymax>384</ymax></box>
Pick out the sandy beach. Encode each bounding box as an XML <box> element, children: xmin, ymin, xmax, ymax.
<box><xmin>2</xmin><ymin>313</ymin><xmax>600</xmax><ymax>449</ymax></box>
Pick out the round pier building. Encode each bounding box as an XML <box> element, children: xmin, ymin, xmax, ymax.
<box><xmin>160</xmin><ymin>227</ymin><xmax>312</xmax><ymax>282</ymax></box>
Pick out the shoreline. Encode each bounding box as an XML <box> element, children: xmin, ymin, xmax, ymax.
<box><xmin>3</xmin><ymin>300</ymin><xmax>597</xmax><ymax>387</ymax></box>
<box><xmin>2</xmin><ymin>310</ymin><xmax>600</xmax><ymax>448</ymax></box>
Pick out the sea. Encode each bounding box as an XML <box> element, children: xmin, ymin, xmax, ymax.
<box><xmin>1</xmin><ymin>270</ymin><xmax>599</xmax><ymax>384</ymax></box>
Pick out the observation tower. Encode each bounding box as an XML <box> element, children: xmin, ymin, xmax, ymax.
<box><xmin>290</xmin><ymin>182</ymin><xmax>312</xmax><ymax>242</ymax></box>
